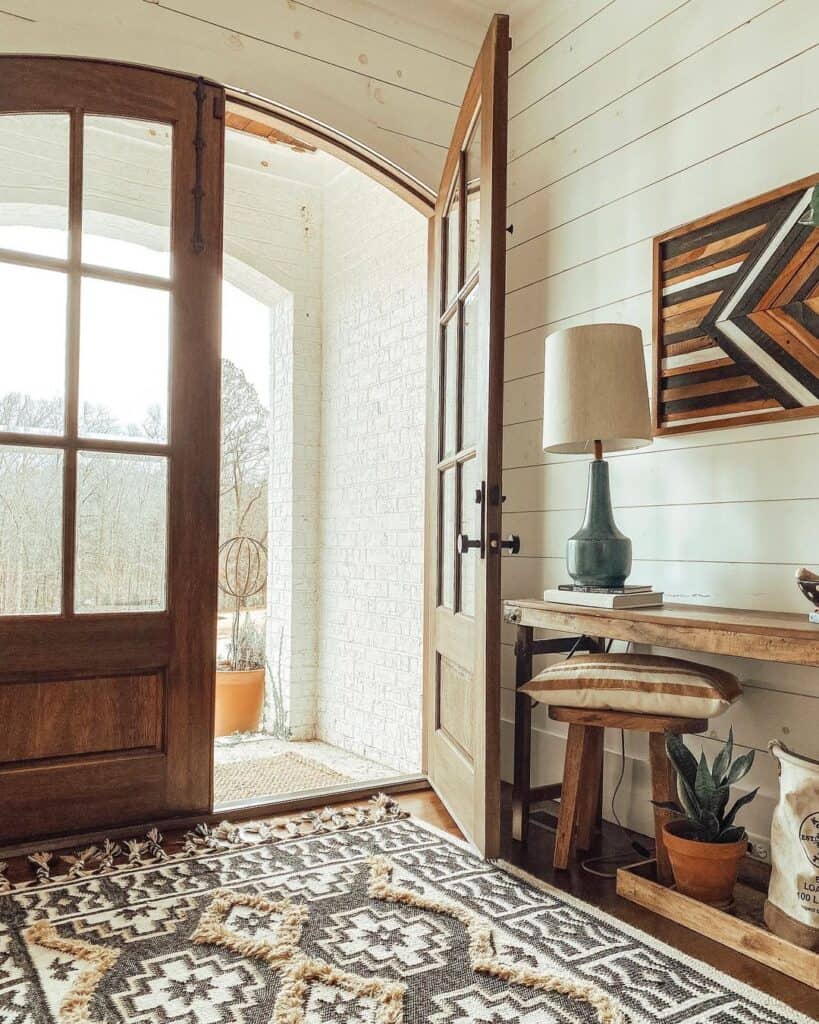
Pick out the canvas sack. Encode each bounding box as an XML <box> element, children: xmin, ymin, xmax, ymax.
<box><xmin>764</xmin><ymin>741</ymin><xmax>819</xmax><ymax>950</ymax></box>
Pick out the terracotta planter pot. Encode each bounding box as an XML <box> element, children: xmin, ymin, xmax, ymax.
<box><xmin>214</xmin><ymin>668</ymin><xmax>264</xmax><ymax>737</ymax></box>
<box><xmin>663</xmin><ymin>820</ymin><xmax>748</xmax><ymax>906</ymax></box>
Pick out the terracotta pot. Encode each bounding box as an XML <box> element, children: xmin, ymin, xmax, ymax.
<box><xmin>663</xmin><ymin>820</ymin><xmax>748</xmax><ymax>905</ymax></box>
<box><xmin>214</xmin><ymin>669</ymin><xmax>264</xmax><ymax>737</ymax></box>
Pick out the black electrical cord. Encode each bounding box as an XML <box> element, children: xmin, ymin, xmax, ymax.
<box><xmin>565</xmin><ymin>634</ymin><xmax>587</xmax><ymax>660</ymax></box>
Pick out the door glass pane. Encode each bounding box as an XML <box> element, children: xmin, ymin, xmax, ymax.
<box><xmin>459</xmin><ymin>457</ymin><xmax>477</xmax><ymax>617</ymax></box>
<box><xmin>0</xmin><ymin>113</ymin><xmax>69</xmax><ymax>258</ymax></box>
<box><xmin>445</xmin><ymin>179</ymin><xmax>460</xmax><ymax>302</ymax></box>
<box><xmin>439</xmin><ymin>467</ymin><xmax>455</xmax><ymax>609</ymax></box>
<box><xmin>78</xmin><ymin>277</ymin><xmax>170</xmax><ymax>442</ymax></box>
<box><xmin>0</xmin><ymin>263</ymin><xmax>67</xmax><ymax>435</ymax></box>
<box><xmin>0</xmin><ymin>445</ymin><xmax>63</xmax><ymax>615</ymax></box>
<box><xmin>464</xmin><ymin>114</ymin><xmax>480</xmax><ymax>277</ymax></box>
<box><xmin>82</xmin><ymin>116</ymin><xmax>172</xmax><ymax>277</ymax></box>
<box><xmin>75</xmin><ymin>451</ymin><xmax>168</xmax><ymax>613</ymax></box>
<box><xmin>462</xmin><ymin>286</ymin><xmax>479</xmax><ymax>449</ymax></box>
<box><xmin>441</xmin><ymin>316</ymin><xmax>458</xmax><ymax>458</ymax></box>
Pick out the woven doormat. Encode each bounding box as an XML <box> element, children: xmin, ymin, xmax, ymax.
<box><xmin>214</xmin><ymin>750</ymin><xmax>350</xmax><ymax>804</ymax></box>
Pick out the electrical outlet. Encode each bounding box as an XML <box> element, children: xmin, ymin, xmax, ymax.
<box><xmin>749</xmin><ymin>839</ymin><xmax>771</xmax><ymax>862</ymax></box>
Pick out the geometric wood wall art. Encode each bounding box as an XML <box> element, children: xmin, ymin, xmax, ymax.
<box><xmin>652</xmin><ymin>174</ymin><xmax>819</xmax><ymax>435</ymax></box>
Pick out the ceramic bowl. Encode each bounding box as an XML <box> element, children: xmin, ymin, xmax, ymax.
<box><xmin>796</xmin><ymin>572</ymin><xmax>819</xmax><ymax>610</ymax></box>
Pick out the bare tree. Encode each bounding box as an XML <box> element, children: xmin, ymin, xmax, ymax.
<box><xmin>219</xmin><ymin>358</ymin><xmax>268</xmax><ymax>569</ymax></box>
<box><xmin>0</xmin><ymin>362</ymin><xmax>270</xmax><ymax>616</ymax></box>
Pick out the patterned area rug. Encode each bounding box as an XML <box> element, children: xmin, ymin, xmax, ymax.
<box><xmin>0</xmin><ymin>797</ymin><xmax>811</xmax><ymax>1023</ymax></box>
<box><xmin>213</xmin><ymin>751</ymin><xmax>350</xmax><ymax>804</ymax></box>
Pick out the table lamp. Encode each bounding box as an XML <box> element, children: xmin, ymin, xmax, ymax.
<box><xmin>542</xmin><ymin>324</ymin><xmax>652</xmax><ymax>588</ymax></box>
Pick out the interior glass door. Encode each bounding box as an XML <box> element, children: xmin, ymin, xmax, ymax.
<box><xmin>424</xmin><ymin>16</ymin><xmax>509</xmax><ymax>856</ymax></box>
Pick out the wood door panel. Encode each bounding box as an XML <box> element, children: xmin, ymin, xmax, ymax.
<box><xmin>0</xmin><ymin>674</ymin><xmax>163</xmax><ymax>763</ymax></box>
<box><xmin>437</xmin><ymin>655</ymin><xmax>475</xmax><ymax>761</ymax></box>
<box><xmin>0</xmin><ymin>616</ymin><xmax>169</xmax><ymax>679</ymax></box>
<box><xmin>426</xmin><ymin>724</ymin><xmax>475</xmax><ymax>837</ymax></box>
<box><xmin>0</xmin><ymin>753</ymin><xmax>167</xmax><ymax>843</ymax></box>
<box><xmin>434</xmin><ymin>606</ymin><xmax>474</xmax><ymax>672</ymax></box>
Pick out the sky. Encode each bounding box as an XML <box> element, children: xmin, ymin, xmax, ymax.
<box><xmin>0</xmin><ymin>227</ymin><xmax>271</xmax><ymax>440</ymax></box>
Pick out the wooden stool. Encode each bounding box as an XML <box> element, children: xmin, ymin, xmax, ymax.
<box><xmin>548</xmin><ymin>707</ymin><xmax>707</xmax><ymax>885</ymax></box>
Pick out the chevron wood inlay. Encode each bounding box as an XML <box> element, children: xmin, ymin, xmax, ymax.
<box><xmin>653</xmin><ymin>174</ymin><xmax>819</xmax><ymax>435</ymax></box>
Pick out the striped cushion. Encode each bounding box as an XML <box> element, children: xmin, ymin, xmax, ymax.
<box><xmin>521</xmin><ymin>653</ymin><xmax>741</xmax><ymax>718</ymax></box>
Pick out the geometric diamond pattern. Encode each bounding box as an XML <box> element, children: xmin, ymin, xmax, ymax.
<box><xmin>70</xmin><ymin>896</ymin><xmax>199</xmax><ymax>944</ymax></box>
<box><xmin>108</xmin><ymin>949</ymin><xmax>267</xmax><ymax>1024</ymax></box>
<box><xmin>441</xmin><ymin>870</ymin><xmax>546</xmax><ymax>919</ymax></box>
<box><xmin>305</xmin><ymin>981</ymin><xmax>382</xmax><ymax>1023</ymax></box>
<box><xmin>505</xmin><ymin>904</ymin><xmax>629</xmax><ymax>963</ymax></box>
<box><xmin>317</xmin><ymin>904</ymin><xmax>451</xmax><ymax>977</ymax></box>
<box><xmin>24</xmin><ymin>919</ymin><xmax>119</xmax><ymax>1023</ymax></box>
<box><xmin>192</xmin><ymin>887</ymin><xmax>406</xmax><ymax>1023</ymax></box>
<box><xmin>656</xmin><ymin>179</ymin><xmax>819</xmax><ymax>434</ymax></box>
<box><xmin>428</xmin><ymin>983</ymin><xmax>582</xmax><ymax>1024</ymax></box>
<box><xmin>586</xmin><ymin>946</ymin><xmax>716</xmax><ymax>1020</ymax></box>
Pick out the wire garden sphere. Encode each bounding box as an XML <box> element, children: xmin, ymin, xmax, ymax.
<box><xmin>218</xmin><ymin>536</ymin><xmax>267</xmax><ymax>602</ymax></box>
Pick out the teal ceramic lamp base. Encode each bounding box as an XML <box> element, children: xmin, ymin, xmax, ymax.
<box><xmin>567</xmin><ymin>457</ymin><xmax>631</xmax><ymax>588</ymax></box>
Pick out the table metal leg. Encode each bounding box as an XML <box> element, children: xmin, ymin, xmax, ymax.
<box><xmin>511</xmin><ymin>625</ymin><xmax>533</xmax><ymax>842</ymax></box>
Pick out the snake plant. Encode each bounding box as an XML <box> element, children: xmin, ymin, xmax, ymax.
<box><xmin>653</xmin><ymin>728</ymin><xmax>758</xmax><ymax>843</ymax></box>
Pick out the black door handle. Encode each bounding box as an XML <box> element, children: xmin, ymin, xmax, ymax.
<box><xmin>489</xmin><ymin>534</ymin><xmax>521</xmax><ymax>554</ymax></box>
<box><xmin>456</xmin><ymin>481</ymin><xmax>486</xmax><ymax>558</ymax></box>
<box><xmin>457</xmin><ymin>533</ymin><xmax>481</xmax><ymax>554</ymax></box>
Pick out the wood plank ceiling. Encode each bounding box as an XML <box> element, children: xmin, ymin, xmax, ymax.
<box><xmin>0</xmin><ymin>0</ymin><xmax>538</xmax><ymax>188</ymax></box>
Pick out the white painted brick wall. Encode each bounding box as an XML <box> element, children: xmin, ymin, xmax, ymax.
<box><xmin>317</xmin><ymin>168</ymin><xmax>427</xmax><ymax>772</ymax></box>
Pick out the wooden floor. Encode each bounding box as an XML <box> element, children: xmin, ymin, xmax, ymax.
<box><xmin>2</xmin><ymin>786</ymin><xmax>815</xmax><ymax>1016</ymax></box>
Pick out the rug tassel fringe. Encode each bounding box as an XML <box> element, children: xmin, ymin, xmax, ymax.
<box><xmin>0</xmin><ymin>794</ymin><xmax>404</xmax><ymax>893</ymax></box>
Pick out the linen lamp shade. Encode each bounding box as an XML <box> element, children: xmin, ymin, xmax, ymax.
<box><xmin>542</xmin><ymin>324</ymin><xmax>652</xmax><ymax>454</ymax></box>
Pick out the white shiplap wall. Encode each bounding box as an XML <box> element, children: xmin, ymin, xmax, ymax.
<box><xmin>501</xmin><ymin>0</ymin><xmax>819</xmax><ymax>850</ymax></box>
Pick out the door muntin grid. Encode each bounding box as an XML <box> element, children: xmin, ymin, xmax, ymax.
<box><xmin>0</xmin><ymin>111</ymin><xmax>173</xmax><ymax>617</ymax></box>
<box><xmin>437</xmin><ymin>109</ymin><xmax>481</xmax><ymax>617</ymax></box>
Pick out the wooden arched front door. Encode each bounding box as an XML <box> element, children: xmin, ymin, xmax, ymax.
<box><xmin>0</xmin><ymin>58</ymin><xmax>224</xmax><ymax>842</ymax></box>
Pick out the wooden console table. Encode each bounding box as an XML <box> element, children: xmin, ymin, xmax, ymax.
<box><xmin>504</xmin><ymin>598</ymin><xmax>819</xmax><ymax>842</ymax></box>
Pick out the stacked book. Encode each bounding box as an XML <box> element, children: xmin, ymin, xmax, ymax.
<box><xmin>543</xmin><ymin>584</ymin><xmax>663</xmax><ymax>608</ymax></box>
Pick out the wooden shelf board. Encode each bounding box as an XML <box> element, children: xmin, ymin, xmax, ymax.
<box><xmin>616</xmin><ymin>860</ymin><xmax>819</xmax><ymax>990</ymax></box>
<box><xmin>504</xmin><ymin>599</ymin><xmax>819</xmax><ymax>666</ymax></box>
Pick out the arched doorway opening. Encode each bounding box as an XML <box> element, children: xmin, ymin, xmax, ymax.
<box><xmin>213</xmin><ymin>109</ymin><xmax>429</xmax><ymax>807</ymax></box>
